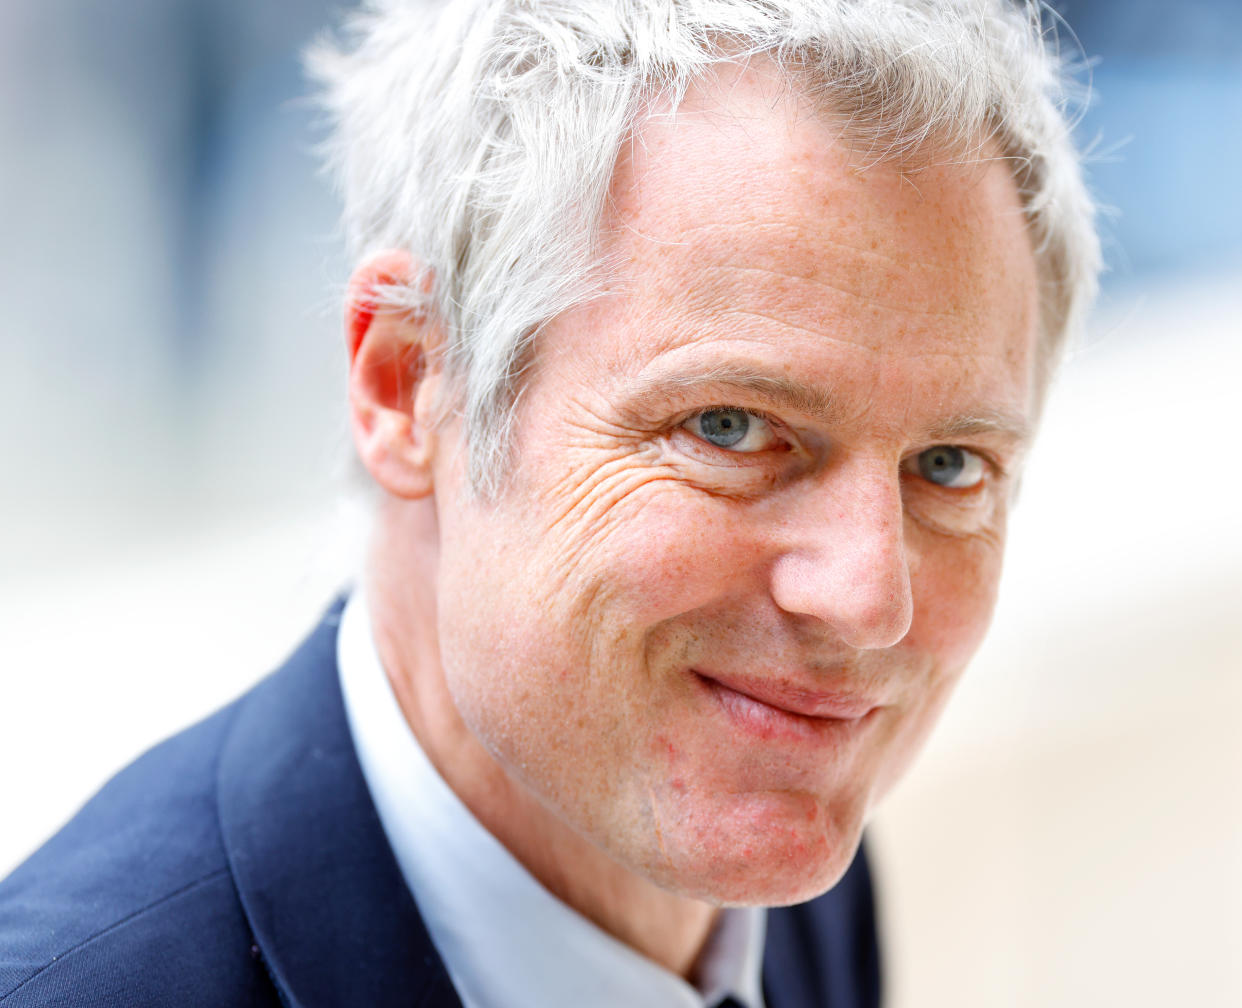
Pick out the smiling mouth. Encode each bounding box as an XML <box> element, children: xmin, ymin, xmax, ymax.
<box><xmin>692</xmin><ymin>669</ymin><xmax>881</xmax><ymax>741</ymax></box>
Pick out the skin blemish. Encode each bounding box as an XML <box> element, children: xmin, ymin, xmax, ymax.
<box><xmin>655</xmin><ymin>734</ymin><xmax>679</xmax><ymax>762</ymax></box>
<box><xmin>648</xmin><ymin>785</ymin><xmax>674</xmax><ymax>868</ymax></box>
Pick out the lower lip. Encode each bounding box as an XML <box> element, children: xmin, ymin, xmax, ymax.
<box><xmin>695</xmin><ymin>673</ymin><xmax>878</xmax><ymax>744</ymax></box>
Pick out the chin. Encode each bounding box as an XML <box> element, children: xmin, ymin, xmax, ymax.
<box><xmin>634</xmin><ymin>791</ymin><xmax>866</xmax><ymax>908</ymax></box>
<box><xmin>654</xmin><ymin>838</ymin><xmax>861</xmax><ymax>909</ymax></box>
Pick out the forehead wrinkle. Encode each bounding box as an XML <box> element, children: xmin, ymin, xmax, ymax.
<box><xmin>661</xmin><ymin>232</ymin><xmax>993</xmax><ymax>328</ymax></box>
<box><xmin>673</xmin><ymin>219</ymin><xmax>963</xmax><ymax>281</ymax></box>
<box><xmin>722</xmin><ymin>284</ymin><xmax>963</xmax><ymax>323</ymax></box>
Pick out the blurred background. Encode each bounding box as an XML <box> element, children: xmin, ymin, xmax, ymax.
<box><xmin>1</xmin><ymin>1</ymin><xmax>1238</xmax><ymax>1004</ymax></box>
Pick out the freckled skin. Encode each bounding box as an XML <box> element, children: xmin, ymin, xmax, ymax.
<box><xmin>368</xmin><ymin>64</ymin><xmax>1040</xmax><ymax>973</ymax></box>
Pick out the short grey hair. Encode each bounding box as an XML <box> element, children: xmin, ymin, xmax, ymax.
<box><xmin>309</xmin><ymin>0</ymin><xmax>1099</xmax><ymax>495</ymax></box>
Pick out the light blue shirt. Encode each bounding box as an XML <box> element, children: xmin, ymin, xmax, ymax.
<box><xmin>336</xmin><ymin>590</ymin><xmax>766</xmax><ymax>1008</ymax></box>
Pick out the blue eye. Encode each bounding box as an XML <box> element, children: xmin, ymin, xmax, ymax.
<box><xmin>683</xmin><ymin>409</ymin><xmax>779</xmax><ymax>453</ymax></box>
<box><xmin>916</xmin><ymin>446</ymin><xmax>984</xmax><ymax>488</ymax></box>
<box><xmin>698</xmin><ymin>408</ymin><xmax>749</xmax><ymax>447</ymax></box>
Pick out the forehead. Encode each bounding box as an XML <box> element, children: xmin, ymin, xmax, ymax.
<box><xmin>591</xmin><ymin>64</ymin><xmax>1038</xmax><ymax>374</ymax></box>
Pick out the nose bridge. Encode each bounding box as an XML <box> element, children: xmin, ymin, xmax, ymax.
<box><xmin>769</xmin><ymin>459</ymin><xmax>914</xmax><ymax>650</ymax></box>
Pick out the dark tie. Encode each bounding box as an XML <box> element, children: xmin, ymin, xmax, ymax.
<box><xmin>713</xmin><ymin>998</ymin><xmax>747</xmax><ymax>1008</ymax></box>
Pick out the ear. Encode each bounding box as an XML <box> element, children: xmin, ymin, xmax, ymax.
<box><xmin>345</xmin><ymin>250</ymin><xmax>448</xmax><ymax>499</ymax></box>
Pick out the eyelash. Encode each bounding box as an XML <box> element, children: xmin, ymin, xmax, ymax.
<box><xmin>682</xmin><ymin>404</ymin><xmax>778</xmax><ymax>424</ymax></box>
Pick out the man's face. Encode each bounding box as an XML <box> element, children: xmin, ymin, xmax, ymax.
<box><xmin>428</xmin><ymin>73</ymin><xmax>1040</xmax><ymax>906</ymax></box>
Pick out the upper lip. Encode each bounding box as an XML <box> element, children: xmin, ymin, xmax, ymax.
<box><xmin>696</xmin><ymin>669</ymin><xmax>881</xmax><ymax>720</ymax></box>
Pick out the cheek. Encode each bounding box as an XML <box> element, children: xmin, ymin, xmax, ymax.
<box><xmin>430</xmin><ymin>476</ymin><xmax>733</xmax><ymax>732</ymax></box>
<box><xmin>429</xmin><ymin>497</ymin><xmax>566</xmax><ymax>747</ymax></box>
<box><xmin>908</xmin><ymin>527</ymin><xmax>1006</xmax><ymax>666</ymax></box>
<box><xmin>584</xmin><ymin>484</ymin><xmax>768</xmax><ymax>612</ymax></box>
<box><xmin>868</xmin><ymin>532</ymin><xmax>1005</xmax><ymax>801</ymax></box>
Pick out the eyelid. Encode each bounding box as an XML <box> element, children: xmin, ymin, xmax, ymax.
<box><xmin>681</xmin><ymin>403</ymin><xmax>777</xmax><ymax>425</ymax></box>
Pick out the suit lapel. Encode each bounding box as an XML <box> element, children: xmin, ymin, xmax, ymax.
<box><xmin>216</xmin><ymin>604</ymin><xmax>463</xmax><ymax>1008</ymax></box>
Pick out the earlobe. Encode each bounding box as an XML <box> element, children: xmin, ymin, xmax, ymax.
<box><xmin>345</xmin><ymin>251</ymin><xmax>446</xmax><ymax>500</ymax></box>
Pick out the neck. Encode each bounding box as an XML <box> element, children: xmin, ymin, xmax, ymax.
<box><xmin>365</xmin><ymin>499</ymin><xmax>720</xmax><ymax>979</ymax></box>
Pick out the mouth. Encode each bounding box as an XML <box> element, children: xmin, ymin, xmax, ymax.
<box><xmin>692</xmin><ymin>669</ymin><xmax>882</xmax><ymax>742</ymax></box>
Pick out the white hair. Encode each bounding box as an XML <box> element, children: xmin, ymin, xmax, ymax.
<box><xmin>309</xmin><ymin>0</ymin><xmax>1099</xmax><ymax>494</ymax></box>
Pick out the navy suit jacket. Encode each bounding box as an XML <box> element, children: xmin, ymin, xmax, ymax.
<box><xmin>0</xmin><ymin>605</ymin><xmax>881</xmax><ymax>1006</ymax></box>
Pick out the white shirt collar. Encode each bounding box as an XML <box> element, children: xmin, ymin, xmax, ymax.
<box><xmin>336</xmin><ymin>590</ymin><xmax>766</xmax><ymax>1008</ymax></box>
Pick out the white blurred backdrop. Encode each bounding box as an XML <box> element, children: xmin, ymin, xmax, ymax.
<box><xmin>1</xmin><ymin>1</ymin><xmax>1239</xmax><ymax>1004</ymax></box>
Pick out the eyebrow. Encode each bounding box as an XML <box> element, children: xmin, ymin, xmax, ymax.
<box><xmin>629</xmin><ymin>363</ymin><xmax>842</xmax><ymax>423</ymax></box>
<box><xmin>626</xmin><ymin>362</ymin><xmax>1032</xmax><ymax>446</ymax></box>
<box><xmin>925</xmin><ymin>409</ymin><xmax>1032</xmax><ymax>445</ymax></box>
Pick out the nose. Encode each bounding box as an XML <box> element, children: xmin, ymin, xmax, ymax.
<box><xmin>767</xmin><ymin>466</ymin><xmax>914</xmax><ymax>650</ymax></box>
